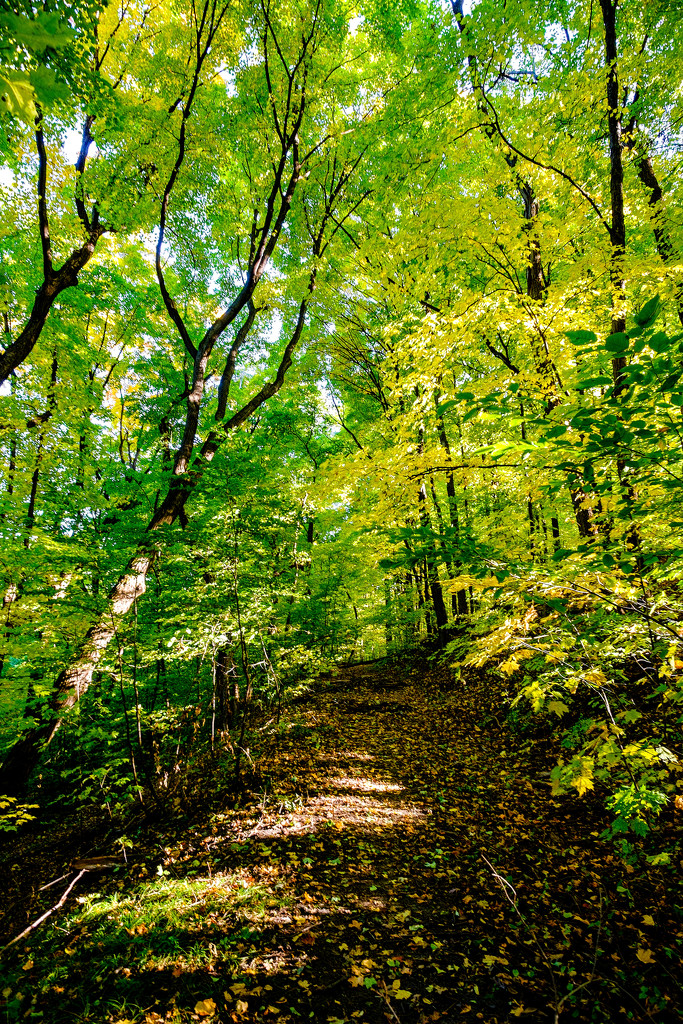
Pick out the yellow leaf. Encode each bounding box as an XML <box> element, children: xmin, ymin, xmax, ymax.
<box><xmin>236</xmin><ymin>1000</ymin><xmax>249</xmax><ymax>1014</ymax></box>
<box><xmin>483</xmin><ymin>954</ymin><xmax>509</xmax><ymax>966</ymax></box>
<box><xmin>194</xmin><ymin>999</ymin><xmax>217</xmax><ymax>1016</ymax></box>
<box><xmin>544</xmin><ymin>650</ymin><xmax>565</xmax><ymax>665</ymax></box>
<box><xmin>510</xmin><ymin>1008</ymin><xmax>525</xmax><ymax>1017</ymax></box>
<box><xmin>572</xmin><ymin>774</ymin><xmax>594</xmax><ymax>796</ymax></box>
<box><xmin>569</xmin><ymin>756</ymin><xmax>594</xmax><ymax>796</ymax></box>
<box><xmin>22</xmin><ymin>961</ymin><xmax>33</xmax><ymax>971</ymax></box>
<box><xmin>642</xmin><ymin>914</ymin><xmax>655</xmax><ymax>927</ymax></box>
<box><xmin>393</xmin><ymin>989</ymin><xmax>412</xmax><ymax>1000</ymax></box>
<box><xmin>636</xmin><ymin>948</ymin><xmax>654</xmax><ymax>963</ymax></box>
<box><xmin>546</xmin><ymin>700</ymin><xmax>570</xmax><ymax>717</ymax></box>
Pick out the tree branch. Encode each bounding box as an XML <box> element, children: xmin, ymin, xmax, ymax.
<box><xmin>35</xmin><ymin>116</ymin><xmax>53</xmax><ymax>282</ymax></box>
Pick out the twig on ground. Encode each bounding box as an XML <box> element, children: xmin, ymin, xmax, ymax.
<box><xmin>378</xmin><ymin>979</ymin><xmax>402</xmax><ymax>1022</ymax></box>
<box><xmin>0</xmin><ymin>870</ymin><xmax>86</xmax><ymax>957</ymax></box>
<box><xmin>38</xmin><ymin>872</ymin><xmax>71</xmax><ymax>891</ymax></box>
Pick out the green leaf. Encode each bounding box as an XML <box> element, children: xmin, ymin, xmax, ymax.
<box><xmin>649</xmin><ymin>331</ymin><xmax>669</xmax><ymax>354</ymax></box>
<box><xmin>0</xmin><ymin>11</ymin><xmax>74</xmax><ymax>53</ymax></box>
<box><xmin>29</xmin><ymin>67</ymin><xmax>71</xmax><ymax>107</ymax></box>
<box><xmin>0</xmin><ymin>72</ymin><xmax>36</xmax><ymax>123</ymax></box>
<box><xmin>658</xmin><ymin>371</ymin><xmax>683</xmax><ymax>392</ymax></box>
<box><xmin>566</xmin><ymin>330</ymin><xmax>597</xmax><ymax>345</ymax></box>
<box><xmin>577</xmin><ymin>375</ymin><xmax>612</xmax><ymax>389</ymax></box>
<box><xmin>633</xmin><ymin>295</ymin><xmax>660</xmax><ymax>328</ymax></box>
<box><xmin>605</xmin><ymin>332</ymin><xmax>629</xmax><ymax>353</ymax></box>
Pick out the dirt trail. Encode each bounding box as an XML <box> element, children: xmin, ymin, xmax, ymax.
<box><xmin>1</xmin><ymin>659</ymin><xmax>678</xmax><ymax>1023</ymax></box>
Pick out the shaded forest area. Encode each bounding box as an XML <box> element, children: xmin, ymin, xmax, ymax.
<box><xmin>0</xmin><ymin>0</ymin><xmax>682</xmax><ymax>1021</ymax></box>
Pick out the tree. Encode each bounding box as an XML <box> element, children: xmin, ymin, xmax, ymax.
<box><xmin>0</xmin><ymin>0</ymin><xmax>391</xmax><ymax>792</ymax></box>
<box><xmin>1</xmin><ymin>0</ymin><xmax>682</xmax><ymax>840</ymax></box>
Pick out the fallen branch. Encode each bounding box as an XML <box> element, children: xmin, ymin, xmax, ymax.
<box><xmin>0</xmin><ymin>870</ymin><xmax>86</xmax><ymax>958</ymax></box>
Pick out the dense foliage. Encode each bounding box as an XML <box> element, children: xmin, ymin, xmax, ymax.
<box><xmin>1</xmin><ymin>0</ymin><xmax>682</xmax><ymax>890</ymax></box>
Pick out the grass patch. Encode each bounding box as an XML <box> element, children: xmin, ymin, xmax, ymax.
<box><xmin>2</xmin><ymin>868</ymin><xmax>287</xmax><ymax>1022</ymax></box>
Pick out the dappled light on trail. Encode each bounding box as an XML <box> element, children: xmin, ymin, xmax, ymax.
<box><xmin>1</xmin><ymin>659</ymin><xmax>681</xmax><ymax>1023</ymax></box>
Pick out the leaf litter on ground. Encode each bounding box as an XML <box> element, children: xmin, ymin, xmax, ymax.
<box><xmin>0</xmin><ymin>654</ymin><xmax>681</xmax><ymax>1023</ymax></box>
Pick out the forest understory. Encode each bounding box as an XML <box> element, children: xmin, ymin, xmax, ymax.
<box><xmin>1</xmin><ymin>651</ymin><xmax>681</xmax><ymax>1024</ymax></box>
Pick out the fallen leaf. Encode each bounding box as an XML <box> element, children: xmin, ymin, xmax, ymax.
<box><xmin>392</xmin><ymin>981</ymin><xmax>412</xmax><ymax>1000</ymax></box>
<box><xmin>636</xmin><ymin>948</ymin><xmax>654</xmax><ymax>963</ymax></box>
<box><xmin>642</xmin><ymin>914</ymin><xmax>655</xmax><ymax>927</ymax></box>
<box><xmin>194</xmin><ymin>998</ymin><xmax>217</xmax><ymax>1015</ymax></box>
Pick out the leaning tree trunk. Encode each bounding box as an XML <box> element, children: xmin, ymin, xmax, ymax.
<box><xmin>0</xmin><ymin>303</ymin><xmax>308</xmax><ymax>795</ymax></box>
<box><xmin>633</xmin><ymin>154</ymin><xmax>683</xmax><ymax>326</ymax></box>
<box><xmin>0</xmin><ymin>552</ymin><xmax>154</xmax><ymax>795</ymax></box>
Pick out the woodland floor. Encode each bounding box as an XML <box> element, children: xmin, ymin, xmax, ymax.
<box><xmin>0</xmin><ymin>655</ymin><xmax>681</xmax><ymax>1024</ymax></box>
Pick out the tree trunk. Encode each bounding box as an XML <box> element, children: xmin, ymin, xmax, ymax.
<box><xmin>0</xmin><ymin>306</ymin><xmax>309</xmax><ymax>795</ymax></box>
<box><xmin>418</xmin><ymin>480</ymin><xmax>448</xmax><ymax>631</ymax></box>
<box><xmin>0</xmin><ymin>553</ymin><xmax>152</xmax><ymax>794</ymax></box>
<box><xmin>434</xmin><ymin>396</ymin><xmax>469</xmax><ymax>614</ymax></box>
<box><xmin>0</xmin><ymin>123</ymin><xmax>102</xmax><ymax>385</ymax></box>
<box><xmin>599</xmin><ymin>0</ymin><xmax>642</xmax><ymax>559</ymax></box>
<box><xmin>634</xmin><ymin>154</ymin><xmax>683</xmax><ymax>325</ymax></box>
<box><xmin>384</xmin><ymin>579</ymin><xmax>394</xmax><ymax>652</ymax></box>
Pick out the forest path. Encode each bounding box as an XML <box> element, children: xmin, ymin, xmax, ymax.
<box><xmin>1</xmin><ymin>658</ymin><xmax>675</xmax><ymax>1024</ymax></box>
